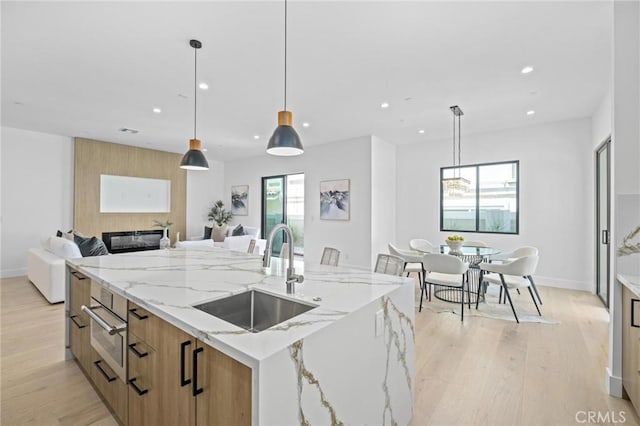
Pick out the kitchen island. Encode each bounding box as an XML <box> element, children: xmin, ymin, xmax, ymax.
<box><xmin>65</xmin><ymin>246</ymin><xmax>415</xmax><ymax>425</ymax></box>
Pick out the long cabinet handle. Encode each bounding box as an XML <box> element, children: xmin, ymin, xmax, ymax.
<box><xmin>192</xmin><ymin>347</ymin><xmax>204</xmax><ymax>396</ymax></box>
<box><xmin>94</xmin><ymin>360</ymin><xmax>116</xmax><ymax>383</ymax></box>
<box><xmin>632</xmin><ymin>299</ymin><xmax>640</xmax><ymax>328</ymax></box>
<box><xmin>70</xmin><ymin>270</ymin><xmax>87</xmax><ymax>280</ymax></box>
<box><xmin>70</xmin><ymin>314</ymin><xmax>86</xmax><ymax>329</ymax></box>
<box><xmin>128</xmin><ymin>378</ymin><xmax>149</xmax><ymax>396</ymax></box>
<box><xmin>180</xmin><ymin>341</ymin><xmax>192</xmax><ymax>386</ymax></box>
<box><xmin>128</xmin><ymin>343</ymin><xmax>149</xmax><ymax>358</ymax></box>
<box><xmin>129</xmin><ymin>308</ymin><xmax>149</xmax><ymax>321</ymax></box>
<box><xmin>81</xmin><ymin>305</ymin><xmax>126</xmax><ymax>335</ymax></box>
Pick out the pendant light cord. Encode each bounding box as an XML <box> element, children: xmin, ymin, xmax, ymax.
<box><xmin>193</xmin><ymin>45</ymin><xmax>198</xmax><ymax>140</ymax></box>
<box><xmin>284</xmin><ymin>0</ymin><xmax>288</xmax><ymax>111</ymax></box>
<box><xmin>458</xmin><ymin>113</ymin><xmax>461</xmax><ymax>167</ymax></box>
<box><xmin>452</xmin><ymin>111</ymin><xmax>456</xmax><ymax>166</ymax></box>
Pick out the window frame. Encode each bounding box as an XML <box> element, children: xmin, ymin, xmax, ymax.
<box><xmin>440</xmin><ymin>160</ymin><xmax>520</xmax><ymax>235</ymax></box>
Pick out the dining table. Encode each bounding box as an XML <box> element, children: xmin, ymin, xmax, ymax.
<box><xmin>434</xmin><ymin>245</ymin><xmax>501</xmax><ymax>304</ymax></box>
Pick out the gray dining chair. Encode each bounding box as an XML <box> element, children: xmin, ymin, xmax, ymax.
<box><xmin>320</xmin><ymin>247</ymin><xmax>341</xmax><ymax>266</ymax></box>
<box><xmin>374</xmin><ymin>254</ymin><xmax>405</xmax><ymax>276</ymax></box>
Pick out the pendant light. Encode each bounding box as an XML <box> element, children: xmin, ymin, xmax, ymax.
<box><xmin>180</xmin><ymin>39</ymin><xmax>209</xmax><ymax>170</ymax></box>
<box><xmin>442</xmin><ymin>105</ymin><xmax>470</xmax><ymax>196</ymax></box>
<box><xmin>266</xmin><ymin>0</ymin><xmax>304</xmax><ymax>156</ymax></box>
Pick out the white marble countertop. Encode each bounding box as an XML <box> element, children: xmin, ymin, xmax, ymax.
<box><xmin>66</xmin><ymin>247</ymin><xmax>411</xmax><ymax>366</ymax></box>
<box><xmin>618</xmin><ymin>274</ymin><xmax>640</xmax><ymax>297</ymax></box>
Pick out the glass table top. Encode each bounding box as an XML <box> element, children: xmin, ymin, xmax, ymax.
<box><xmin>438</xmin><ymin>245</ymin><xmax>501</xmax><ymax>256</ymax></box>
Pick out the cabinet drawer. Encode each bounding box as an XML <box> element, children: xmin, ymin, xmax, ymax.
<box><xmin>128</xmin><ymin>302</ymin><xmax>154</xmax><ymax>346</ymax></box>
<box><xmin>128</xmin><ymin>335</ymin><xmax>153</xmax><ymax>390</ymax></box>
<box><xmin>90</xmin><ymin>350</ymin><xmax>128</xmax><ymax>425</ymax></box>
<box><xmin>69</xmin><ymin>313</ymin><xmax>90</xmax><ymax>372</ymax></box>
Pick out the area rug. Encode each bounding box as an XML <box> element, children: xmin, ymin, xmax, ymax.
<box><xmin>417</xmin><ymin>285</ymin><xmax>560</xmax><ymax>324</ymax></box>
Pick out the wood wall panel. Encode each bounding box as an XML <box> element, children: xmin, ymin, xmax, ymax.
<box><xmin>74</xmin><ymin>138</ymin><xmax>186</xmax><ymax>245</ymax></box>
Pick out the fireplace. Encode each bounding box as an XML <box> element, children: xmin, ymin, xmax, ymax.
<box><xmin>102</xmin><ymin>230</ymin><xmax>166</xmax><ymax>254</ymax></box>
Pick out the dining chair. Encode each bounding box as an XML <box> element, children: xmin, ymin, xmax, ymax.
<box><xmin>421</xmin><ymin>254</ymin><xmax>469</xmax><ymax>321</ymax></box>
<box><xmin>489</xmin><ymin>246</ymin><xmax>541</xmax><ymax>304</ymax></box>
<box><xmin>247</xmin><ymin>239</ymin><xmax>256</xmax><ymax>254</ymax></box>
<box><xmin>374</xmin><ymin>254</ymin><xmax>405</xmax><ymax>276</ymax></box>
<box><xmin>320</xmin><ymin>247</ymin><xmax>341</xmax><ymax>266</ymax></box>
<box><xmin>388</xmin><ymin>243</ymin><xmax>425</xmax><ymax>292</ymax></box>
<box><xmin>478</xmin><ymin>255</ymin><xmax>540</xmax><ymax>323</ymax></box>
<box><xmin>409</xmin><ymin>239</ymin><xmax>436</xmax><ymax>253</ymax></box>
<box><xmin>463</xmin><ymin>240</ymin><xmax>488</xmax><ymax>247</ymax></box>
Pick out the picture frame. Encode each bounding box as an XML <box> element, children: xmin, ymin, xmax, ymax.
<box><xmin>231</xmin><ymin>185</ymin><xmax>249</xmax><ymax>216</ymax></box>
<box><xmin>320</xmin><ymin>179</ymin><xmax>350</xmax><ymax>220</ymax></box>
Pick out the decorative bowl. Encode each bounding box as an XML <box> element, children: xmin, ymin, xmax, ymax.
<box><xmin>445</xmin><ymin>239</ymin><xmax>464</xmax><ymax>254</ymax></box>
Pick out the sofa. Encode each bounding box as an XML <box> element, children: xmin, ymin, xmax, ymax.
<box><xmin>27</xmin><ymin>236</ymin><xmax>83</xmax><ymax>303</ymax></box>
<box><xmin>176</xmin><ymin>225</ymin><xmax>265</xmax><ymax>254</ymax></box>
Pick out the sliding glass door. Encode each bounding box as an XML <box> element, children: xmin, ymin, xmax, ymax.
<box><xmin>261</xmin><ymin>173</ymin><xmax>304</xmax><ymax>256</ymax></box>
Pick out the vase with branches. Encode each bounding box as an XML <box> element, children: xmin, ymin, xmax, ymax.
<box><xmin>153</xmin><ymin>220</ymin><xmax>173</xmax><ymax>249</ymax></box>
<box><xmin>208</xmin><ymin>200</ymin><xmax>233</xmax><ymax>242</ymax></box>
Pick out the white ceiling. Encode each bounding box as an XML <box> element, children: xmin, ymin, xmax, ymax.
<box><xmin>1</xmin><ymin>1</ymin><xmax>612</xmax><ymax>161</ymax></box>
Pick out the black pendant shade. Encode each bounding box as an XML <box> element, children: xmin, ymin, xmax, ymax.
<box><xmin>180</xmin><ymin>139</ymin><xmax>209</xmax><ymax>170</ymax></box>
<box><xmin>267</xmin><ymin>110</ymin><xmax>304</xmax><ymax>156</ymax></box>
<box><xmin>180</xmin><ymin>39</ymin><xmax>209</xmax><ymax>170</ymax></box>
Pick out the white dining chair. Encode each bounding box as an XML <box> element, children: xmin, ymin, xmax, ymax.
<box><xmin>374</xmin><ymin>254</ymin><xmax>406</xmax><ymax>277</ymax></box>
<box><xmin>478</xmin><ymin>255</ymin><xmax>540</xmax><ymax>323</ymax></box>
<box><xmin>489</xmin><ymin>246</ymin><xmax>541</xmax><ymax>304</ymax></box>
<box><xmin>409</xmin><ymin>239</ymin><xmax>436</xmax><ymax>253</ymax></box>
<box><xmin>421</xmin><ymin>254</ymin><xmax>469</xmax><ymax>321</ymax></box>
<box><xmin>320</xmin><ymin>247</ymin><xmax>341</xmax><ymax>266</ymax></box>
<box><xmin>388</xmin><ymin>243</ymin><xmax>425</xmax><ymax>292</ymax></box>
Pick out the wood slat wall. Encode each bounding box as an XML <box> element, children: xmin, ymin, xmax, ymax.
<box><xmin>73</xmin><ymin>138</ymin><xmax>186</xmax><ymax>245</ymax></box>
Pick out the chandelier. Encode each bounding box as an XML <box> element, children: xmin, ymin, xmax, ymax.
<box><xmin>442</xmin><ymin>105</ymin><xmax>470</xmax><ymax>196</ymax></box>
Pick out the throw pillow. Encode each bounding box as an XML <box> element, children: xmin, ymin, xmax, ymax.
<box><xmin>232</xmin><ymin>224</ymin><xmax>245</xmax><ymax>236</ymax></box>
<box><xmin>203</xmin><ymin>226</ymin><xmax>213</xmax><ymax>240</ymax></box>
<box><xmin>47</xmin><ymin>236</ymin><xmax>83</xmax><ymax>259</ymax></box>
<box><xmin>74</xmin><ymin>234</ymin><xmax>109</xmax><ymax>257</ymax></box>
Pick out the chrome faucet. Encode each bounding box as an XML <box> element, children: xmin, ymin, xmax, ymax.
<box><xmin>262</xmin><ymin>223</ymin><xmax>304</xmax><ymax>294</ymax></box>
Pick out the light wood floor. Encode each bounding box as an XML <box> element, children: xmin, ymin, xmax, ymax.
<box><xmin>2</xmin><ymin>276</ymin><xmax>638</xmax><ymax>425</ymax></box>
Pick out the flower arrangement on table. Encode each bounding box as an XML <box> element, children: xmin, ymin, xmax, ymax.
<box><xmin>153</xmin><ymin>220</ymin><xmax>174</xmax><ymax>249</ymax></box>
<box><xmin>207</xmin><ymin>200</ymin><xmax>233</xmax><ymax>242</ymax></box>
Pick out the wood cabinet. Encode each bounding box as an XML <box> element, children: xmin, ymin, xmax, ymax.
<box><xmin>127</xmin><ymin>302</ymin><xmax>251</xmax><ymax>426</ymax></box>
<box><xmin>90</xmin><ymin>347</ymin><xmax>129</xmax><ymax>425</ymax></box>
<box><xmin>69</xmin><ymin>270</ymin><xmax>91</xmax><ymax>373</ymax></box>
<box><xmin>622</xmin><ymin>286</ymin><xmax>640</xmax><ymax>411</ymax></box>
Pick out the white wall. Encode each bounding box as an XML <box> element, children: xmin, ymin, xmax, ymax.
<box><xmin>371</xmin><ymin>136</ymin><xmax>397</xmax><ymax>266</ymax></box>
<box><xmin>396</xmin><ymin>118</ymin><xmax>593</xmax><ymax>291</ymax></box>
<box><xmin>1</xmin><ymin>127</ymin><xmax>74</xmax><ymax>277</ymax></box>
<box><xmin>186</xmin><ymin>159</ymin><xmax>225</xmax><ymax>239</ymax></box>
<box><xmin>592</xmin><ymin>90</ymin><xmax>612</xmax><ymax>148</ymax></box>
<box><xmin>224</xmin><ymin>136</ymin><xmax>374</xmax><ymax>268</ymax></box>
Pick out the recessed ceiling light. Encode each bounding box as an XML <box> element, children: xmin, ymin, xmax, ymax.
<box><xmin>152</xmin><ymin>107</ymin><xmax>162</xmax><ymax>114</ymax></box>
<box><xmin>526</xmin><ymin>110</ymin><xmax>536</xmax><ymax>116</ymax></box>
<box><xmin>521</xmin><ymin>66</ymin><xmax>534</xmax><ymax>74</ymax></box>
<box><xmin>418</xmin><ymin>129</ymin><xmax>425</xmax><ymax>134</ymax></box>
<box><xmin>253</xmin><ymin>135</ymin><xmax>260</xmax><ymax>140</ymax></box>
<box><xmin>302</xmin><ymin>122</ymin><xmax>310</xmax><ymax>128</ymax></box>
<box><xmin>199</xmin><ymin>82</ymin><xmax>209</xmax><ymax>90</ymax></box>
<box><xmin>202</xmin><ymin>148</ymin><xmax>208</xmax><ymax>152</ymax></box>
<box><xmin>380</xmin><ymin>102</ymin><xmax>390</xmax><ymax>109</ymax></box>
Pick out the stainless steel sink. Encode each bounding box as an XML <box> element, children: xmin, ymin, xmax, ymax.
<box><xmin>193</xmin><ymin>290</ymin><xmax>316</xmax><ymax>333</ymax></box>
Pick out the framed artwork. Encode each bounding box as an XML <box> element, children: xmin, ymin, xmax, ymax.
<box><xmin>231</xmin><ymin>185</ymin><xmax>249</xmax><ymax>216</ymax></box>
<box><xmin>320</xmin><ymin>179</ymin><xmax>350</xmax><ymax>220</ymax></box>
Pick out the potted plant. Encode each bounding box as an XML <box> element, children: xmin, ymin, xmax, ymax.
<box><xmin>153</xmin><ymin>220</ymin><xmax>173</xmax><ymax>249</ymax></box>
<box><xmin>208</xmin><ymin>200</ymin><xmax>233</xmax><ymax>242</ymax></box>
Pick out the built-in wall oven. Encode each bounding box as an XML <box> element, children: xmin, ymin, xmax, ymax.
<box><xmin>81</xmin><ymin>281</ymin><xmax>128</xmax><ymax>382</ymax></box>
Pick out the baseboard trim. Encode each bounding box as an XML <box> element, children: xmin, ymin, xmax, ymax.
<box><xmin>533</xmin><ymin>275</ymin><xmax>591</xmax><ymax>292</ymax></box>
<box><xmin>1</xmin><ymin>268</ymin><xmax>27</xmax><ymax>279</ymax></box>
<box><xmin>607</xmin><ymin>367</ymin><xmax>624</xmax><ymax>398</ymax></box>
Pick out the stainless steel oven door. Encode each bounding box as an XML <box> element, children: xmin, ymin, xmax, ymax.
<box><xmin>83</xmin><ymin>302</ymin><xmax>127</xmax><ymax>382</ymax></box>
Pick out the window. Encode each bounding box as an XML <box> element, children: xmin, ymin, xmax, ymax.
<box><xmin>440</xmin><ymin>160</ymin><xmax>519</xmax><ymax>234</ymax></box>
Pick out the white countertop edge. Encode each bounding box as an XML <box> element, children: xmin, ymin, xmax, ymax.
<box><xmin>618</xmin><ymin>274</ymin><xmax>640</xmax><ymax>297</ymax></box>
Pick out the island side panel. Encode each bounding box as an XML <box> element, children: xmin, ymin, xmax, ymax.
<box><xmin>257</xmin><ymin>283</ymin><xmax>415</xmax><ymax>425</ymax></box>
